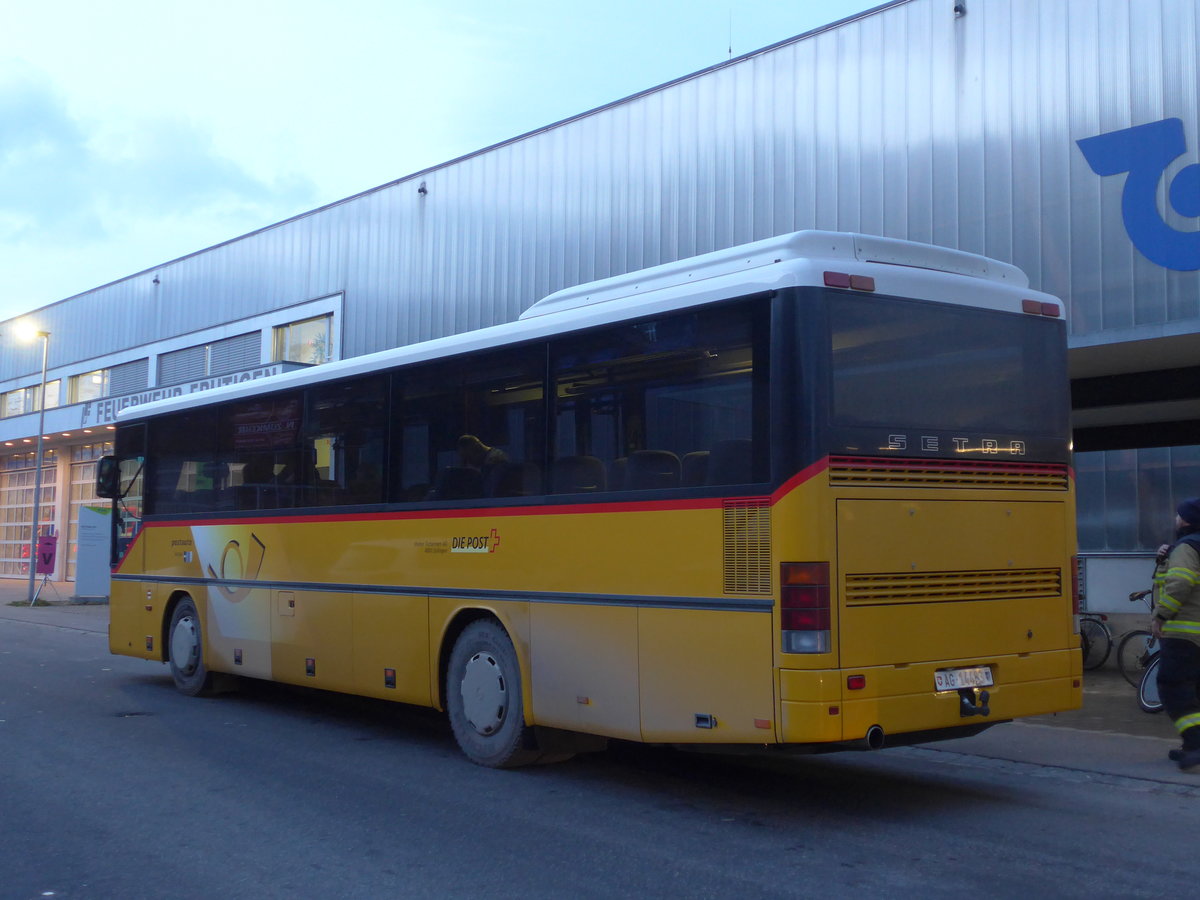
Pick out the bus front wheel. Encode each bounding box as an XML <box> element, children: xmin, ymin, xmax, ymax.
<box><xmin>168</xmin><ymin>596</ymin><xmax>213</xmax><ymax>696</ymax></box>
<box><xmin>446</xmin><ymin>619</ymin><xmax>543</xmax><ymax>768</ymax></box>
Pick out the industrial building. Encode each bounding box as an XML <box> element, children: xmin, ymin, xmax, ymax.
<box><xmin>2</xmin><ymin>0</ymin><xmax>1197</xmax><ymax>607</ymax></box>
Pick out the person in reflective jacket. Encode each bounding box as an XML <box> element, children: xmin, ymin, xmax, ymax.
<box><xmin>1153</xmin><ymin>497</ymin><xmax>1200</xmax><ymax>771</ymax></box>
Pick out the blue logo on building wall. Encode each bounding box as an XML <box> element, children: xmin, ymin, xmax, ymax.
<box><xmin>1077</xmin><ymin>118</ymin><xmax>1200</xmax><ymax>271</ymax></box>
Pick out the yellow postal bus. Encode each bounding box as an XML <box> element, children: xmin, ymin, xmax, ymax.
<box><xmin>98</xmin><ymin>231</ymin><xmax>1081</xmax><ymax>766</ymax></box>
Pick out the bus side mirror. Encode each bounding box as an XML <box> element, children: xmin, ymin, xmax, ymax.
<box><xmin>96</xmin><ymin>456</ymin><xmax>119</xmax><ymax>498</ymax></box>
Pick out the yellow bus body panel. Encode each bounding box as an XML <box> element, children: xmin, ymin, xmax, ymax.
<box><xmin>113</xmin><ymin>459</ymin><xmax>1080</xmax><ymax>749</ymax></box>
<box><xmin>638</xmin><ymin>607</ymin><xmax>774</xmax><ymax>742</ymax></box>
<box><xmin>529</xmin><ymin>603</ymin><xmax>642</xmax><ymax>739</ymax></box>
<box><xmin>108</xmin><ymin>579</ymin><xmax>163</xmax><ymax>661</ymax></box>
<box><xmin>352</xmin><ymin>592</ymin><xmax>430</xmax><ymax>705</ymax></box>
<box><xmin>836</xmin><ymin>499</ymin><xmax>1071</xmax><ymax>666</ymax></box>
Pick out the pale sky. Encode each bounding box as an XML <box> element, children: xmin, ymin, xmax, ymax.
<box><xmin>0</xmin><ymin>0</ymin><xmax>878</xmax><ymax>324</ymax></box>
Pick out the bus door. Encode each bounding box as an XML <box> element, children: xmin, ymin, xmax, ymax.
<box><xmin>111</xmin><ymin>424</ymin><xmax>146</xmax><ymax>570</ymax></box>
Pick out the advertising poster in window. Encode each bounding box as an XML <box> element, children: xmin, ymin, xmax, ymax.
<box><xmin>231</xmin><ymin>396</ymin><xmax>301</xmax><ymax>451</ymax></box>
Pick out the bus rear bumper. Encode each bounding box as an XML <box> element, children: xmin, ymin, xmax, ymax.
<box><xmin>778</xmin><ymin>648</ymin><xmax>1082</xmax><ymax>747</ymax></box>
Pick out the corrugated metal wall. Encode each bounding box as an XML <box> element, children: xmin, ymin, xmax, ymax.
<box><xmin>5</xmin><ymin>0</ymin><xmax>1200</xmax><ymax>383</ymax></box>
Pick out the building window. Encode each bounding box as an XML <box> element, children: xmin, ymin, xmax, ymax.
<box><xmin>157</xmin><ymin>334</ymin><xmax>260</xmax><ymax>387</ymax></box>
<box><xmin>2</xmin><ymin>389</ymin><xmax>27</xmax><ymax>418</ymax></box>
<box><xmin>1</xmin><ymin>380</ymin><xmax>62</xmax><ymax>417</ymax></box>
<box><xmin>274</xmin><ymin>315</ymin><xmax>331</xmax><ymax>366</ymax></box>
<box><xmin>109</xmin><ymin>359</ymin><xmax>149</xmax><ymax>396</ymax></box>
<box><xmin>71</xmin><ymin>370</ymin><xmax>109</xmax><ymax>403</ymax></box>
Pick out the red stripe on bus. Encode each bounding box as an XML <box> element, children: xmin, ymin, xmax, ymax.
<box><xmin>112</xmin><ymin>531</ymin><xmax>143</xmax><ymax>575</ymax></box>
<box><xmin>770</xmin><ymin>458</ymin><xmax>831</xmax><ymax>503</ymax></box>
<box><xmin>138</xmin><ymin>459</ymin><xmax>835</xmax><ymax>530</ymax></box>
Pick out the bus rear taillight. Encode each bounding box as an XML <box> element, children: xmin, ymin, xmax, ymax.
<box><xmin>781</xmin><ymin>562</ymin><xmax>831</xmax><ymax>654</ymax></box>
<box><xmin>1071</xmin><ymin>555</ymin><xmax>1081</xmax><ymax>633</ymax></box>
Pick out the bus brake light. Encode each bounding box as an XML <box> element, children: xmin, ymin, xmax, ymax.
<box><xmin>781</xmin><ymin>562</ymin><xmax>831</xmax><ymax>654</ymax></box>
<box><xmin>1071</xmin><ymin>556</ymin><xmax>1081</xmax><ymax>633</ymax></box>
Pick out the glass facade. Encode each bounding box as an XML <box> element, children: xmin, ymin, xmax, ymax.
<box><xmin>0</xmin><ymin>450</ymin><xmax>57</xmax><ymax>577</ymax></box>
<box><xmin>1076</xmin><ymin>445</ymin><xmax>1200</xmax><ymax>552</ymax></box>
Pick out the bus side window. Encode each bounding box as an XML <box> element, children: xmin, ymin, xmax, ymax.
<box><xmin>549</xmin><ymin>299</ymin><xmax>765</xmax><ymax>493</ymax></box>
<box><xmin>391</xmin><ymin>346</ymin><xmax>545</xmax><ymax>504</ymax></box>
<box><xmin>147</xmin><ymin>409</ymin><xmax>217</xmax><ymax>515</ymax></box>
<box><xmin>303</xmin><ymin>375</ymin><xmax>387</xmax><ymax>507</ymax></box>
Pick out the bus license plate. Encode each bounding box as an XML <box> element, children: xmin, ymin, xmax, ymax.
<box><xmin>934</xmin><ymin>666</ymin><xmax>993</xmax><ymax>692</ymax></box>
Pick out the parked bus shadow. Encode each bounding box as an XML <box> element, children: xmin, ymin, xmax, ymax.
<box><xmin>587</xmin><ymin>740</ymin><xmax>1010</xmax><ymax>820</ymax></box>
<box><xmin>125</xmin><ymin>668</ymin><xmax>1010</xmax><ymax>820</ymax></box>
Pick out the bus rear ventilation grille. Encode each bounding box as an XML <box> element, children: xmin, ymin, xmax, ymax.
<box><xmin>723</xmin><ymin>499</ymin><xmax>771</xmax><ymax>595</ymax></box>
<box><xmin>844</xmin><ymin>568</ymin><xmax>1062</xmax><ymax>606</ymax></box>
<box><xmin>828</xmin><ymin>456</ymin><xmax>1069</xmax><ymax>491</ymax></box>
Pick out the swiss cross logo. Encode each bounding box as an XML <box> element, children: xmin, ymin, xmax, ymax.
<box><xmin>488</xmin><ymin>528</ymin><xmax>500</xmax><ymax>553</ymax></box>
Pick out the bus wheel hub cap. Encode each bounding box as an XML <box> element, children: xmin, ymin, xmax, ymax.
<box><xmin>461</xmin><ymin>652</ymin><xmax>507</xmax><ymax>736</ymax></box>
<box><xmin>172</xmin><ymin>616</ymin><xmax>199</xmax><ymax>675</ymax></box>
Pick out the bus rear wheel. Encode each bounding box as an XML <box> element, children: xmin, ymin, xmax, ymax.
<box><xmin>168</xmin><ymin>596</ymin><xmax>213</xmax><ymax>696</ymax></box>
<box><xmin>446</xmin><ymin>619</ymin><xmax>545</xmax><ymax>768</ymax></box>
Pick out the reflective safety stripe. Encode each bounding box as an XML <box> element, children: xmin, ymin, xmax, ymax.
<box><xmin>1175</xmin><ymin>712</ymin><xmax>1200</xmax><ymax>734</ymax></box>
<box><xmin>1163</xmin><ymin>619</ymin><xmax>1200</xmax><ymax>634</ymax></box>
<box><xmin>1159</xmin><ymin>594</ymin><xmax>1183</xmax><ymax>613</ymax></box>
<box><xmin>1166</xmin><ymin>567</ymin><xmax>1200</xmax><ymax>585</ymax></box>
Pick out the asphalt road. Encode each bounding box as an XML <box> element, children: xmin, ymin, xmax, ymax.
<box><xmin>1</xmin><ymin>608</ymin><xmax>1196</xmax><ymax>899</ymax></box>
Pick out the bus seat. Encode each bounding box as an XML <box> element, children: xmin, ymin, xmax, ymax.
<box><xmin>626</xmin><ymin>449</ymin><xmax>681</xmax><ymax>490</ymax></box>
<box><xmin>608</xmin><ymin>457</ymin><xmax>627</xmax><ymax>491</ymax></box>
<box><xmin>706</xmin><ymin>439</ymin><xmax>754</xmax><ymax>485</ymax></box>
<box><xmin>681</xmin><ymin>451</ymin><xmax>710</xmax><ymax>487</ymax></box>
<box><xmin>428</xmin><ymin>466</ymin><xmax>484</xmax><ymax>501</ymax></box>
<box><xmin>492</xmin><ymin>461</ymin><xmax>541</xmax><ymax>497</ymax></box>
<box><xmin>552</xmin><ymin>455</ymin><xmax>606</xmax><ymax>493</ymax></box>
<box><xmin>237</xmin><ymin>456</ymin><xmax>278</xmax><ymax>509</ymax></box>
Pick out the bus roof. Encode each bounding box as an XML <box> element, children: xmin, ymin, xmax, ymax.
<box><xmin>115</xmin><ymin>230</ymin><xmax>1053</xmax><ymax>424</ymax></box>
<box><xmin>521</xmin><ymin>230</ymin><xmax>1028</xmax><ymax>319</ymax></box>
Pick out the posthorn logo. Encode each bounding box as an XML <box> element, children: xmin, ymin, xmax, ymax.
<box><xmin>1077</xmin><ymin>118</ymin><xmax>1200</xmax><ymax>271</ymax></box>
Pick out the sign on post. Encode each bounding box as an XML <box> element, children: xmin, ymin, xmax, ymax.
<box><xmin>35</xmin><ymin>534</ymin><xmax>57</xmax><ymax>575</ymax></box>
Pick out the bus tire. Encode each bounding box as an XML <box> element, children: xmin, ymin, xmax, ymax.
<box><xmin>1079</xmin><ymin>616</ymin><xmax>1111</xmax><ymax>670</ymax></box>
<box><xmin>167</xmin><ymin>596</ymin><xmax>213</xmax><ymax>697</ymax></box>
<box><xmin>446</xmin><ymin>619</ymin><xmax>540</xmax><ymax>768</ymax></box>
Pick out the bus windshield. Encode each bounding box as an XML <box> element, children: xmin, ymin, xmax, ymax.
<box><xmin>824</xmin><ymin>292</ymin><xmax>1070</xmax><ymax>459</ymax></box>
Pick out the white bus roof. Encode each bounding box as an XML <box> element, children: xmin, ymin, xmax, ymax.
<box><xmin>116</xmin><ymin>230</ymin><xmax>1058</xmax><ymax>424</ymax></box>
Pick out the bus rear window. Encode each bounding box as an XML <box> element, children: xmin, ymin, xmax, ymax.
<box><xmin>827</xmin><ymin>293</ymin><xmax>1068</xmax><ymax>437</ymax></box>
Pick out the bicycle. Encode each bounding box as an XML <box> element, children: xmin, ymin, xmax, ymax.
<box><xmin>1113</xmin><ymin>586</ymin><xmax>1164</xmax><ymax>712</ymax></box>
<box><xmin>1079</xmin><ymin>612</ymin><xmax>1113</xmax><ymax>670</ymax></box>
<box><xmin>1138</xmin><ymin>653</ymin><xmax>1164</xmax><ymax>713</ymax></box>
<box><xmin>1116</xmin><ymin>588</ymin><xmax>1158</xmax><ymax>687</ymax></box>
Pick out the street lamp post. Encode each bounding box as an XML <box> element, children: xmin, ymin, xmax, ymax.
<box><xmin>24</xmin><ymin>330</ymin><xmax>50</xmax><ymax>604</ymax></box>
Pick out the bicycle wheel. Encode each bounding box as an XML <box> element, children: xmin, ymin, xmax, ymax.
<box><xmin>1137</xmin><ymin>654</ymin><xmax>1164</xmax><ymax>713</ymax></box>
<box><xmin>1080</xmin><ymin>616</ymin><xmax>1112</xmax><ymax>670</ymax></box>
<box><xmin>1116</xmin><ymin>629</ymin><xmax>1155</xmax><ymax>687</ymax></box>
